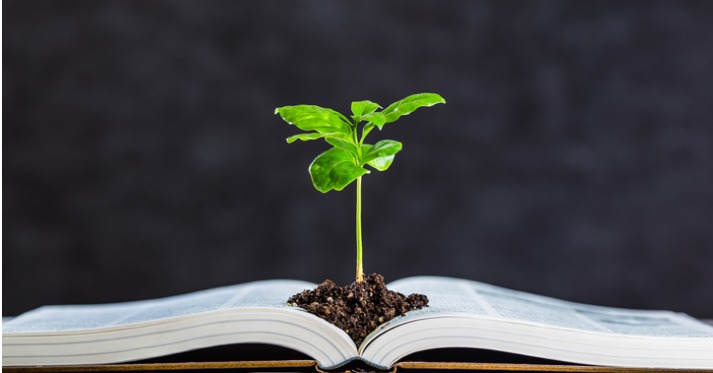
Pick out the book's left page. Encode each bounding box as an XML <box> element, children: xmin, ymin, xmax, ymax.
<box><xmin>3</xmin><ymin>280</ymin><xmax>312</xmax><ymax>332</ymax></box>
<box><xmin>3</xmin><ymin>280</ymin><xmax>358</xmax><ymax>368</ymax></box>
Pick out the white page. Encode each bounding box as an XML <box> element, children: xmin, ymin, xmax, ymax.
<box><xmin>3</xmin><ymin>280</ymin><xmax>315</xmax><ymax>334</ymax></box>
<box><xmin>388</xmin><ymin>276</ymin><xmax>713</xmax><ymax>337</ymax></box>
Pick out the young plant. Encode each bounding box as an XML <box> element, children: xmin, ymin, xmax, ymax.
<box><xmin>275</xmin><ymin>93</ymin><xmax>445</xmax><ymax>283</ymax></box>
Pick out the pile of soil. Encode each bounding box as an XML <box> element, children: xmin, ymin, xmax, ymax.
<box><xmin>287</xmin><ymin>273</ymin><xmax>428</xmax><ymax>346</ymax></box>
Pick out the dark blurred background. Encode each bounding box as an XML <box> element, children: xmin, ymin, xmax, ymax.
<box><xmin>4</xmin><ymin>1</ymin><xmax>713</xmax><ymax>318</ymax></box>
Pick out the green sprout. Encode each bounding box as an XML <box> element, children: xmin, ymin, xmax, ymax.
<box><xmin>275</xmin><ymin>93</ymin><xmax>445</xmax><ymax>282</ymax></box>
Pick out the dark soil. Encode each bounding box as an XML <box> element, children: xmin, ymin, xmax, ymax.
<box><xmin>287</xmin><ymin>273</ymin><xmax>428</xmax><ymax>346</ymax></box>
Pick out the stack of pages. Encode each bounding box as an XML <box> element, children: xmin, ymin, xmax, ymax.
<box><xmin>4</xmin><ymin>277</ymin><xmax>713</xmax><ymax>370</ymax></box>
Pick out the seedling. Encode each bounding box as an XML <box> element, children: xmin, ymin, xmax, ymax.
<box><xmin>275</xmin><ymin>93</ymin><xmax>445</xmax><ymax>282</ymax></box>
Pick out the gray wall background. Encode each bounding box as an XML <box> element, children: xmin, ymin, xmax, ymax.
<box><xmin>4</xmin><ymin>1</ymin><xmax>713</xmax><ymax>318</ymax></box>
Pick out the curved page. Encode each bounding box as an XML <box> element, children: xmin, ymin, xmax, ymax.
<box><xmin>3</xmin><ymin>280</ymin><xmax>357</xmax><ymax>367</ymax></box>
<box><xmin>360</xmin><ymin>276</ymin><xmax>713</xmax><ymax>370</ymax></box>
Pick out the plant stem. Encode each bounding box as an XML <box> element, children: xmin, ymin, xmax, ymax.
<box><xmin>355</xmin><ymin>175</ymin><xmax>364</xmax><ymax>283</ymax></box>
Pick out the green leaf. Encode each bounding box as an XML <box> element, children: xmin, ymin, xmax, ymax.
<box><xmin>309</xmin><ymin>148</ymin><xmax>369</xmax><ymax>193</ymax></box>
<box><xmin>382</xmin><ymin>93</ymin><xmax>446</xmax><ymax>124</ymax></box>
<box><xmin>362</xmin><ymin>139</ymin><xmax>403</xmax><ymax>171</ymax></box>
<box><xmin>275</xmin><ymin>105</ymin><xmax>352</xmax><ymax>139</ymax></box>
<box><xmin>361</xmin><ymin>112</ymin><xmax>387</xmax><ymax>130</ymax></box>
<box><xmin>286</xmin><ymin>132</ymin><xmax>323</xmax><ymax>144</ymax></box>
<box><xmin>351</xmin><ymin>100</ymin><xmax>381</xmax><ymax>117</ymax></box>
<box><xmin>325</xmin><ymin>137</ymin><xmax>358</xmax><ymax>156</ymax></box>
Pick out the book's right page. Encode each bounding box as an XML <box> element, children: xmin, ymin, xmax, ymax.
<box><xmin>360</xmin><ymin>276</ymin><xmax>713</xmax><ymax>369</ymax></box>
<box><xmin>386</xmin><ymin>276</ymin><xmax>713</xmax><ymax>337</ymax></box>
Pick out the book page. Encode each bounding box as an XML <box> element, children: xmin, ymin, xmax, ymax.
<box><xmin>4</xmin><ymin>280</ymin><xmax>362</xmax><ymax>368</ymax></box>
<box><xmin>3</xmin><ymin>280</ymin><xmax>315</xmax><ymax>333</ymax></box>
<box><xmin>387</xmin><ymin>276</ymin><xmax>713</xmax><ymax>337</ymax></box>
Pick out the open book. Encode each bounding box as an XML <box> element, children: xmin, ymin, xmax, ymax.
<box><xmin>3</xmin><ymin>276</ymin><xmax>713</xmax><ymax>370</ymax></box>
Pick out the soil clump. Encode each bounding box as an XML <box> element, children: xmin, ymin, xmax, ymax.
<box><xmin>288</xmin><ymin>273</ymin><xmax>428</xmax><ymax>346</ymax></box>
